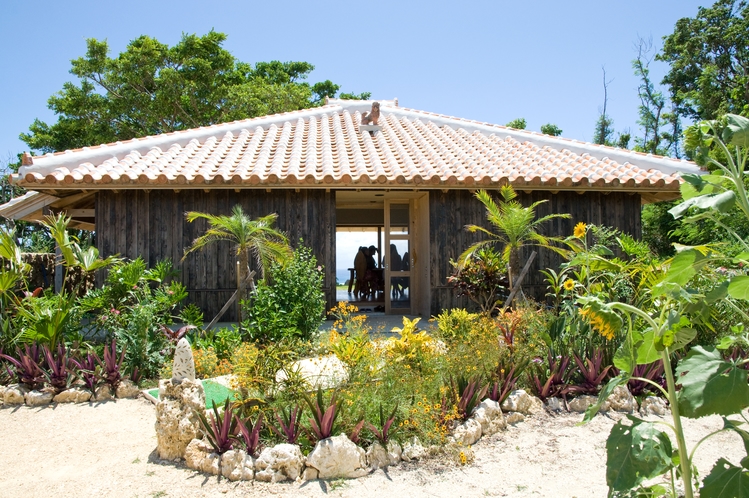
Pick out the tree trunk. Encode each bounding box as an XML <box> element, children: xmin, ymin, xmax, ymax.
<box><xmin>508</xmin><ymin>247</ymin><xmax>521</xmax><ymax>290</ymax></box>
<box><xmin>237</xmin><ymin>248</ymin><xmax>254</xmax><ymax>322</ymax></box>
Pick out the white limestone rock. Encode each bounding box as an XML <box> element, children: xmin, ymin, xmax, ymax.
<box><xmin>567</xmin><ymin>395</ymin><xmax>597</xmax><ymax>413</ymax></box>
<box><xmin>302</xmin><ymin>467</ymin><xmax>319</xmax><ymax>481</ymax></box>
<box><xmin>386</xmin><ymin>440</ymin><xmax>402</xmax><ymax>465</ymax></box>
<box><xmin>504</xmin><ymin>412</ymin><xmax>525</xmax><ymax>425</ymax></box>
<box><xmin>275</xmin><ymin>354</ymin><xmax>348</xmax><ymax>391</ymax></box>
<box><xmin>116</xmin><ymin>379</ymin><xmax>141</xmax><ymax>399</ymax></box>
<box><xmin>640</xmin><ymin>396</ymin><xmax>668</xmax><ymax>416</ymax></box>
<box><xmin>501</xmin><ymin>389</ymin><xmax>544</xmax><ymax>415</ymax></box>
<box><xmin>451</xmin><ymin>418</ymin><xmax>482</xmax><ymax>446</ymax></box>
<box><xmin>53</xmin><ymin>387</ymin><xmax>92</xmax><ymax>403</ymax></box>
<box><xmin>95</xmin><ymin>385</ymin><xmax>113</xmax><ymax>401</ymax></box>
<box><xmin>172</xmin><ymin>338</ymin><xmax>196</xmax><ymax>383</ymax></box>
<box><xmin>185</xmin><ymin>438</ymin><xmax>213</xmax><ymax>472</ymax></box>
<box><xmin>25</xmin><ymin>389</ymin><xmax>53</xmax><ymax>407</ymax></box>
<box><xmin>608</xmin><ymin>386</ymin><xmax>637</xmax><ymax>413</ymax></box>
<box><xmin>254</xmin><ymin>443</ymin><xmax>305</xmax><ymax>482</ymax></box>
<box><xmin>155</xmin><ymin>378</ymin><xmax>206</xmax><ymax>461</ymax></box>
<box><xmin>545</xmin><ymin>397</ymin><xmax>564</xmax><ymax>412</ymax></box>
<box><xmin>221</xmin><ymin>449</ymin><xmax>255</xmax><ymax>481</ymax></box>
<box><xmin>305</xmin><ymin>434</ymin><xmax>368</xmax><ymax>479</ymax></box>
<box><xmin>3</xmin><ymin>384</ymin><xmax>27</xmax><ymax>405</ymax></box>
<box><xmin>401</xmin><ymin>437</ymin><xmax>426</xmax><ymax>462</ymax></box>
<box><xmin>472</xmin><ymin>398</ymin><xmax>506</xmax><ymax>436</ymax></box>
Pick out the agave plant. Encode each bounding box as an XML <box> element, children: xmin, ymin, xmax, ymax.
<box><xmin>367</xmin><ymin>403</ymin><xmax>399</xmax><ymax>445</ymax></box>
<box><xmin>566</xmin><ymin>349</ymin><xmax>612</xmax><ymax>396</ymax></box>
<box><xmin>96</xmin><ymin>339</ymin><xmax>125</xmax><ymax>392</ymax></box>
<box><xmin>270</xmin><ymin>404</ymin><xmax>304</xmax><ymax>444</ymax></box>
<box><xmin>198</xmin><ymin>399</ymin><xmax>237</xmax><ymax>454</ymax></box>
<box><xmin>42</xmin><ymin>343</ymin><xmax>76</xmax><ymax>392</ymax></box>
<box><xmin>233</xmin><ymin>412</ymin><xmax>263</xmax><ymax>457</ymax></box>
<box><xmin>70</xmin><ymin>352</ymin><xmax>99</xmax><ymax>394</ymax></box>
<box><xmin>303</xmin><ymin>387</ymin><xmax>341</xmax><ymax>442</ymax></box>
<box><xmin>452</xmin><ymin>375</ymin><xmax>489</xmax><ymax>421</ymax></box>
<box><xmin>1</xmin><ymin>343</ymin><xmax>45</xmax><ymax>389</ymax></box>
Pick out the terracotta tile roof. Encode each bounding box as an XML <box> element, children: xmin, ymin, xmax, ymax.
<box><xmin>12</xmin><ymin>99</ymin><xmax>700</xmax><ymax>191</ymax></box>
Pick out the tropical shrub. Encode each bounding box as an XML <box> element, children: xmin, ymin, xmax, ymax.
<box><xmin>447</xmin><ymin>247</ymin><xmax>508</xmax><ymax>314</ymax></box>
<box><xmin>242</xmin><ymin>244</ymin><xmax>325</xmax><ymax>344</ymax></box>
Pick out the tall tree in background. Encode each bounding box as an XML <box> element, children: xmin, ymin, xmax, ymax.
<box><xmin>21</xmin><ymin>31</ymin><xmax>368</xmax><ymax>154</ymax></box>
<box><xmin>657</xmin><ymin>0</ymin><xmax>749</xmax><ymax>120</ymax></box>
<box><xmin>633</xmin><ymin>38</ymin><xmax>682</xmax><ymax>157</ymax></box>
<box><xmin>592</xmin><ymin>68</ymin><xmax>631</xmax><ymax>148</ymax></box>
<box><xmin>505</xmin><ymin>118</ymin><xmax>527</xmax><ymax>130</ymax></box>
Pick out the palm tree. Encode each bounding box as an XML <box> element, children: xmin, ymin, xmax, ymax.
<box><xmin>460</xmin><ymin>186</ymin><xmax>570</xmax><ymax>290</ymax></box>
<box><xmin>183</xmin><ymin>206</ymin><xmax>291</xmax><ymax>319</ymax></box>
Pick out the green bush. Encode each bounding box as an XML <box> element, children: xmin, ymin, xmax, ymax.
<box><xmin>242</xmin><ymin>244</ymin><xmax>325</xmax><ymax>343</ymax></box>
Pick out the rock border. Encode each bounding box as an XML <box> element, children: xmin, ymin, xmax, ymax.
<box><xmin>0</xmin><ymin>379</ymin><xmax>141</xmax><ymax>407</ymax></box>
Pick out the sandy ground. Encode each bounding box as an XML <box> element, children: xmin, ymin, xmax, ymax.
<box><xmin>0</xmin><ymin>397</ymin><xmax>745</xmax><ymax>498</ymax></box>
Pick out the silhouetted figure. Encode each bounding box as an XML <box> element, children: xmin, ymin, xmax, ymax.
<box><xmin>353</xmin><ymin>246</ymin><xmax>367</xmax><ymax>299</ymax></box>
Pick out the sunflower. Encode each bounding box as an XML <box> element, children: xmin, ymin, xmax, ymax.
<box><xmin>563</xmin><ymin>279</ymin><xmax>575</xmax><ymax>291</ymax></box>
<box><xmin>573</xmin><ymin>222</ymin><xmax>587</xmax><ymax>238</ymax></box>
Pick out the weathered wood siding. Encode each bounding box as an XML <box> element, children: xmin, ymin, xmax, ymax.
<box><xmin>428</xmin><ymin>190</ymin><xmax>642</xmax><ymax>314</ymax></box>
<box><xmin>96</xmin><ymin>189</ymin><xmax>336</xmax><ymax>321</ymax></box>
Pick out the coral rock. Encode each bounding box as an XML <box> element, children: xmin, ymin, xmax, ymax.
<box><xmin>172</xmin><ymin>338</ymin><xmax>196</xmax><ymax>383</ymax></box>
<box><xmin>451</xmin><ymin>418</ymin><xmax>483</xmax><ymax>446</ymax></box>
<box><xmin>501</xmin><ymin>390</ymin><xmax>543</xmax><ymax>415</ymax></box>
<box><xmin>53</xmin><ymin>387</ymin><xmax>92</xmax><ymax>403</ymax></box>
<box><xmin>95</xmin><ymin>385</ymin><xmax>114</xmax><ymax>401</ymax></box>
<box><xmin>3</xmin><ymin>384</ymin><xmax>28</xmax><ymax>405</ymax></box>
<box><xmin>116</xmin><ymin>379</ymin><xmax>141</xmax><ymax>399</ymax></box>
<box><xmin>366</xmin><ymin>441</ymin><xmax>401</xmax><ymax>470</ymax></box>
<box><xmin>472</xmin><ymin>398</ymin><xmax>506</xmax><ymax>435</ymax></box>
<box><xmin>221</xmin><ymin>449</ymin><xmax>254</xmax><ymax>481</ymax></box>
<box><xmin>305</xmin><ymin>435</ymin><xmax>367</xmax><ymax>479</ymax></box>
<box><xmin>545</xmin><ymin>397</ymin><xmax>564</xmax><ymax>412</ymax></box>
<box><xmin>607</xmin><ymin>386</ymin><xmax>637</xmax><ymax>413</ymax></box>
<box><xmin>25</xmin><ymin>389</ymin><xmax>53</xmax><ymax>407</ymax></box>
<box><xmin>275</xmin><ymin>354</ymin><xmax>348</xmax><ymax>391</ymax></box>
<box><xmin>155</xmin><ymin>379</ymin><xmax>206</xmax><ymax>461</ymax></box>
<box><xmin>302</xmin><ymin>467</ymin><xmax>319</xmax><ymax>481</ymax></box>
<box><xmin>401</xmin><ymin>437</ymin><xmax>426</xmax><ymax>462</ymax></box>
<box><xmin>640</xmin><ymin>396</ymin><xmax>668</xmax><ymax>416</ymax></box>
<box><xmin>254</xmin><ymin>443</ymin><xmax>305</xmax><ymax>482</ymax></box>
<box><xmin>504</xmin><ymin>412</ymin><xmax>525</xmax><ymax>425</ymax></box>
<box><xmin>567</xmin><ymin>395</ymin><xmax>604</xmax><ymax>413</ymax></box>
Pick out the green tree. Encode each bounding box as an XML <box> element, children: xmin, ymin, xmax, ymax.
<box><xmin>21</xmin><ymin>32</ymin><xmax>367</xmax><ymax>153</ymax></box>
<box><xmin>505</xmin><ymin>118</ymin><xmax>527</xmax><ymax>130</ymax></box>
<box><xmin>632</xmin><ymin>38</ymin><xmax>682</xmax><ymax>157</ymax></box>
<box><xmin>460</xmin><ymin>186</ymin><xmax>570</xmax><ymax>290</ymax></box>
<box><xmin>658</xmin><ymin>0</ymin><xmax>749</xmax><ymax>121</ymax></box>
<box><xmin>183</xmin><ymin>206</ymin><xmax>291</xmax><ymax>320</ymax></box>
<box><xmin>540</xmin><ymin>123</ymin><xmax>563</xmax><ymax>136</ymax></box>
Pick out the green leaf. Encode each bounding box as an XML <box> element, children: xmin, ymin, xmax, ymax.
<box><xmin>676</xmin><ymin>346</ymin><xmax>749</xmax><ymax>418</ymax></box>
<box><xmin>614</xmin><ymin>336</ymin><xmax>637</xmax><ymax>374</ymax></box>
<box><xmin>668</xmin><ymin>191</ymin><xmax>736</xmax><ymax>219</ymax></box>
<box><xmin>700</xmin><ymin>458</ymin><xmax>749</xmax><ymax>498</ymax></box>
<box><xmin>636</xmin><ymin>329</ymin><xmax>661</xmax><ymax>363</ymax></box>
<box><xmin>606</xmin><ymin>416</ymin><xmax>674</xmax><ymax>492</ymax></box>
<box><xmin>663</xmin><ymin>248</ymin><xmax>709</xmax><ymax>286</ymax></box>
<box><xmin>729</xmin><ymin>276</ymin><xmax>749</xmax><ymax>301</ymax></box>
<box><xmin>722</xmin><ymin>418</ymin><xmax>749</xmax><ymax>456</ymax></box>
<box><xmin>723</xmin><ymin>114</ymin><xmax>749</xmax><ymax>148</ymax></box>
<box><xmin>707</xmin><ymin>281</ymin><xmax>730</xmax><ymax>303</ymax></box>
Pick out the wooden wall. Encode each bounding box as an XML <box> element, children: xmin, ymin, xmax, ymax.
<box><xmin>96</xmin><ymin>189</ymin><xmax>336</xmax><ymax>321</ymax></box>
<box><xmin>428</xmin><ymin>190</ymin><xmax>642</xmax><ymax>314</ymax></box>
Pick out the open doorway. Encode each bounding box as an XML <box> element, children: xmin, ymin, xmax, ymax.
<box><xmin>334</xmin><ymin>191</ymin><xmax>429</xmax><ymax>315</ymax></box>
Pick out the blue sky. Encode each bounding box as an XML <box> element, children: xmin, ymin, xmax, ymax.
<box><xmin>1</xmin><ymin>0</ymin><xmax>705</xmax><ymax>161</ymax></box>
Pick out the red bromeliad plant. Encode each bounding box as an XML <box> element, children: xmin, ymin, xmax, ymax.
<box><xmin>488</xmin><ymin>358</ymin><xmax>527</xmax><ymax>405</ymax></box>
<box><xmin>452</xmin><ymin>375</ymin><xmax>489</xmax><ymax>421</ymax></box>
<box><xmin>96</xmin><ymin>339</ymin><xmax>125</xmax><ymax>392</ymax></box>
<box><xmin>42</xmin><ymin>343</ymin><xmax>76</xmax><ymax>392</ymax></box>
<box><xmin>198</xmin><ymin>399</ymin><xmax>237</xmax><ymax>454</ymax></box>
<box><xmin>348</xmin><ymin>419</ymin><xmax>366</xmax><ymax>445</ymax></box>
<box><xmin>70</xmin><ymin>352</ymin><xmax>99</xmax><ymax>394</ymax></box>
<box><xmin>303</xmin><ymin>387</ymin><xmax>341</xmax><ymax>442</ymax></box>
<box><xmin>270</xmin><ymin>404</ymin><xmax>304</xmax><ymax>444</ymax></box>
<box><xmin>1</xmin><ymin>343</ymin><xmax>45</xmax><ymax>390</ymax></box>
<box><xmin>567</xmin><ymin>349</ymin><xmax>612</xmax><ymax>396</ymax></box>
<box><xmin>233</xmin><ymin>412</ymin><xmax>263</xmax><ymax>457</ymax></box>
<box><xmin>159</xmin><ymin>324</ymin><xmax>197</xmax><ymax>343</ymax></box>
<box><xmin>529</xmin><ymin>353</ymin><xmax>572</xmax><ymax>402</ymax></box>
<box><xmin>367</xmin><ymin>403</ymin><xmax>398</xmax><ymax>445</ymax></box>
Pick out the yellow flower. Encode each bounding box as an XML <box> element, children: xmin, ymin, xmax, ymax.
<box><xmin>459</xmin><ymin>451</ymin><xmax>467</xmax><ymax>465</ymax></box>
<box><xmin>574</xmin><ymin>222</ymin><xmax>587</xmax><ymax>238</ymax></box>
<box><xmin>563</xmin><ymin>279</ymin><xmax>575</xmax><ymax>291</ymax></box>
